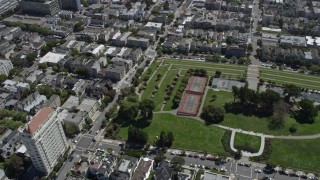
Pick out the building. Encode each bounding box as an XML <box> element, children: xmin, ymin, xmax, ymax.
<box><xmin>105</xmin><ymin>64</ymin><xmax>126</xmax><ymax>82</ymax></box>
<box><xmin>77</xmin><ymin>99</ymin><xmax>99</xmax><ymax>119</ymax></box>
<box><xmin>144</xmin><ymin>22</ymin><xmax>163</xmax><ymax>32</ymax></box>
<box><xmin>127</xmin><ymin>37</ymin><xmax>150</xmax><ymax>49</ymax></box>
<box><xmin>39</xmin><ymin>52</ymin><xmax>67</xmax><ymax>64</ymax></box>
<box><xmin>58</xmin><ymin>0</ymin><xmax>81</xmax><ymax>11</ymax></box>
<box><xmin>132</xmin><ymin>157</ymin><xmax>154</xmax><ymax>180</ymax></box>
<box><xmin>0</xmin><ymin>0</ymin><xmax>18</xmax><ymax>17</ymax></box>
<box><xmin>19</xmin><ymin>107</ymin><xmax>69</xmax><ymax>175</ymax></box>
<box><xmin>0</xmin><ymin>59</ymin><xmax>13</xmax><ymax>76</ymax></box>
<box><xmin>19</xmin><ymin>0</ymin><xmax>60</xmax><ymax>16</ymax></box>
<box><xmin>17</xmin><ymin>91</ymin><xmax>47</xmax><ymax>113</ymax></box>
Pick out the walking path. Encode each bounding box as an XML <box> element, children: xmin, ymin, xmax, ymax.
<box><xmin>197</xmin><ymin>86</ymin><xmax>209</xmax><ymax>117</ymax></box>
<box><xmin>229</xmin><ymin>130</ymin><xmax>266</xmax><ymax>157</ymax></box>
<box><xmin>247</xmin><ymin>65</ymin><xmax>260</xmax><ymax>91</ymax></box>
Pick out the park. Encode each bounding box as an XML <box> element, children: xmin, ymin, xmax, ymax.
<box><xmin>111</xmin><ymin>58</ymin><xmax>320</xmax><ymax>173</ymax></box>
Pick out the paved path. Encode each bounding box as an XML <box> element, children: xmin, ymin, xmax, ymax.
<box><xmin>197</xmin><ymin>85</ymin><xmax>209</xmax><ymax>117</ymax></box>
<box><xmin>229</xmin><ymin>130</ymin><xmax>265</xmax><ymax>157</ymax></box>
<box><xmin>247</xmin><ymin>65</ymin><xmax>260</xmax><ymax>91</ymax></box>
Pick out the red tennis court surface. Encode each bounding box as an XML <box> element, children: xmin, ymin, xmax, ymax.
<box><xmin>186</xmin><ymin>76</ymin><xmax>207</xmax><ymax>95</ymax></box>
<box><xmin>177</xmin><ymin>93</ymin><xmax>202</xmax><ymax>116</ymax></box>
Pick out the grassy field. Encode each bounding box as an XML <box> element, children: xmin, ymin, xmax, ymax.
<box><xmin>270</xmin><ymin>139</ymin><xmax>320</xmax><ymax>173</ymax></box>
<box><xmin>203</xmin><ymin>90</ymin><xmax>320</xmax><ymax>136</ymax></box>
<box><xmin>260</xmin><ymin>68</ymin><xmax>320</xmax><ymax>90</ymax></box>
<box><xmin>163</xmin><ymin>72</ymin><xmax>185</xmax><ymax>111</ymax></box>
<box><xmin>141</xmin><ymin>65</ymin><xmax>169</xmax><ymax>100</ymax></box>
<box><xmin>153</xmin><ymin>69</ymin><xmax>179</xmax><ymax>111</ymax></box>
<box><xmin>116</xmin><ymin>113</ymin><xmax>229</xmax><ymax>156</ymax></box>
<box><xmin>163</xmin><ymin>59</ymin><xmax>247</xmax><ymax>79</ymax></box>
<box><xmin>233</xmin><ymin>133</ymin><xmax>261</xmax><ymax>152</ymax></box>
<box><xmin>141</xmin><ymin>60</ymin><xmax>161</xmax><ymax>81</ymax></box>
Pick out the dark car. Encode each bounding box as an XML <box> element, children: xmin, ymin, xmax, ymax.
<box><xmin>92</xmin><ymin>138</ymin><xmax>96</xmax><ymax>142</ymax></box>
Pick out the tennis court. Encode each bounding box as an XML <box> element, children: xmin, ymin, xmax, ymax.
<box><xmin>186</xmin><ymin>76</ymin><xmax>207</xmax><ymax>95</ymax></box>
<box><xmin>177</xmin><ymin>93</ymin><xmax>202</xmax><ymax>116</ymax></box>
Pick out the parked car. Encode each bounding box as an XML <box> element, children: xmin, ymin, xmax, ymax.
<box><xmin>238</xmin><ymin>163</ymin><xmax>245</xmax><ymax>166</ymax></box>
<box><xmin>255</xmin><ymin>169</ymin><xmax>262</xmax><ymax>173</ymax></box>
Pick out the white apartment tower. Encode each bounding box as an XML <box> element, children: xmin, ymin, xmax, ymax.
<box><xmin>20</xmin><ymin>107</ymin><xmax>69</xmax><ymax>175</ymax></box>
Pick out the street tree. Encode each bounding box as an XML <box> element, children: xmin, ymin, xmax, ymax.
<box><xmin>3</xmin><ymin>154</ymin><xmax>24</xmax><ymax>179</ymax></box>
<box><xmin>119</xmin><ymin>100</ymin><xmax>139</xmax><ymax>120</ymax></box>
<box><xmin>170</xmin><ymin>156</ymin><xmax>185</xmax><ymax>171</ymax></box>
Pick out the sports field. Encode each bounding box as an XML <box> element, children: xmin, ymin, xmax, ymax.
<box><xmin>177</xmin><ymin>93</ymin><xmax>202</xmax><ymax>116</ymax></box>
<box><xmin>260</xmin><ymin>68</ymin><xmax>320</xmax><ymax>90</ymax></box>
<box><xmin>163</xmin><ymin>59</ymin><xmax>247</xmax><ymax>79</ymax></box>
<box><xmin>186</xmin><ymin>76</ymin><xmax>207</xmax><ymax>94</ymax></box>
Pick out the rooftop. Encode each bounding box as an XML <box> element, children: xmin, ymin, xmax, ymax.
<box><xmin>27</xmin><ymin>107</ymin><xmax>54</xmax><ymax>135</ymax></box>
<box><xmin>40</xmin><ymin>52</ymin><xmax>67</xmax><ymax>64</ymax></box>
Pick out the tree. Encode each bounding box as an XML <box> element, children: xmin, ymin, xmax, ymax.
<box><xmin>269</xmin><ymin>101</ymin><xmax>287</xmax><ymax>130</ymax></box>
<box><xmin>73</xmin><ymin>21</ymin><xmax>84</xmax><ymax>32</ymax></box>
<box><xmin>163</xmin><ymin>0</ymin><xmax>169</xmax><ymax>10</ymax></box>
<box><xmin>170</xmin><ymin>156</ymin><xmax>185</xmax><ymax>171</ymax></box>
<box><xmin>226</xmin><ymin>36</ymin><xmax>234</xmax><ymax>45</ymax></box>
<box><xmin>296</xmin><ymin>99</ymin><xmax>318</xmax><ymax>124</ymax></box>
<box><xmin>200</xmin><ymin>105</ymin><xmax>225</xmax><ymax>124</ymax></box>
<box><xmin>0</xmin><ymin>74</ymin><xmax>7</xmax><ymax>84</ymax></box>
<box><xmin>119</xmin><ymin>100</ymin><xmax>139</xmax><ymax>120</ymax></box>
<box><xmin>76</xmin><ymin>67</ymin><xmax>88</xmax><ymax>77</ymax></box>
<box><xmin>167</xmin><ymin>13</ymin><xmax>175</xmax><ymax>22</ymax></box>
<box><xmin>26</xmin><ymin>53</ymin><xmax>37</xmax><ymax>62</ymax></box>
<box><xmin>63</xmin><ymin>122</ymin><xmax>80</xmax><ymax>137</ymax></box>
<box><xmin>283</xmin><ymin>84</ymin><xmax>301</xmax><ymax>102</ymax></box>
<box><xmin>154</xmin><ymin>151</ymin><xmax>166</xmax><ymax>164</ymax></box>
<box><xmin>247</xmin><ymin>43</ymin><xmax>253</xmax><ymax>53</ymax></box>
<box><xmin>256</xmin><ymin>25</ymin><xmax>262</xmax><ymax>32</ymax></box>
<box><xmin>38</xmin><ymin>63</ymin><xmax>48</xmax><ymax>70</ymax></box>
<box><xmin>139</xmin><ymin>99</ymin><xmax>155</xmax><ymax>121</ymax></box>
<box><xmin>299</xmin><ymin>66</ymin><xmax>307</xmax><ymax>73</ymax></box>
<box><xmin>127</xmin><ymin>126</ymin><xmax>148</xmax><ymax>145</ymax></box>
<box><xmin>156</xmin><ymin>131</ymin><xmax>174</xmax><ymax>148</ymax></box>
<box><xmin>3</xmin><ymin>154</ymin><xmax>24</xmax><ymax>179</ymax></box>
<box><xmin>259</xmin><ymin>89</ymin><xmax>281</xmax><ymax>111</ymax></box>
<box><xmin>157</xmin><ymin>74</ymin><xmax>162</xmax><ymax>80</ymax></box>
<box><xmin>215</xmin><ymin>70</ymin><xmax>222</xmax><ymax>78</ymax></box>
<box><xmin>85</xmin><ymin>118</ymin><xmax>93</xmax><ymax>125</ymax></box>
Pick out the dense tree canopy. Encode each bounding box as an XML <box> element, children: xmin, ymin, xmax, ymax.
<box><xmin>156</xmin><ymin>131</ymin><xmax>174</xmax><ymax>148</ymax></box>
<box><xmin>3</xmin><ymin>154</ymin><xmax>24</xmax><ymax>179</ymax></box>
<box><xmin>201</xmin><ymin>105</ymin><xmax>225</xmax><ymax>124</ymax></box>
<box><xmin>296</xmin><ymin>99</ymin><xmax>318</xmax><ymax>124</ymax></box>
<box><xmin>128</xmin><ymin>126</ymin><xmax>148</xmax><ymax>145</ymax></box>
<box><xmin>139</xmin><ymin>99</ymin><xmax>155</xmax><ymax>120</ymax></box>
<box><xmin>283</xmin><ymin>84</ymin><xmax>301</xmax><ymax>102</ymax></box>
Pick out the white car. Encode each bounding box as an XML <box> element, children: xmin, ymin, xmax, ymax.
<box><xmin>255</xmin><ymin>169</ymin><xmax>262</xmax><ymax>173</ymax></box>
<box><xmin>73</xmin><ymin>140</ymin><xmax>78</xmax><ymax>143</ymax></box>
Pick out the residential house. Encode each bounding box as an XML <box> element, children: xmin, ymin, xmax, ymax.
<box><xmin>132</xmin><ymin>157</ymin><xmax>154</xmax><ymax>180</ymax></box>
<box><xmin>225</xmin><ymin>46</ymin><xmax>246</xmax><ymax>58</ymax></box>
<box><xmin>72</xmin><ymin>79</ymin><xmax>87</xmax><ymax>97</ymax></box>
<box><xmin>127</xmin><ymin>37</ymin><xmax>149</xmax><ymax>49</ymax></box>
<box><xmin>77</xmin><ymin>98</ymin><xmax>99</xmax><ymax>119</ymax></box>
<box><xmin>154</xmin><ymin>161</ymin><xmax>174</xmax><ymax>180</ymax></box>
<box><xmin>85</xmin><ymin>80</ymin><xmax>112</xmax><ymax>99</ymax></box>
<box><xmin>109</xmin><ymin>155</ymin><xmax>138</xmax><ymax>180</ymax></box>
<box><xmin>42</xmin><ymin>95</ymin><xmax>61</xmax><ymax>109</ymax></box>
<box><xmin>0</xmin><ymin>59</ymin><xmax>13</xmax><ymax>76</ymax></box>
<box><xmin>17</xmin><ymin>91</ymin><xmax>47</xmax><ymax>113</ymax></box>
<box><xmin>178</xmin><ymin>38</ymin><xmax>192</xmax><ymax>52</ymax></box>
<box><xmin>105</xmin><ymin>63</ymin><xmax>126</xmax><ymax>82</ymax></box>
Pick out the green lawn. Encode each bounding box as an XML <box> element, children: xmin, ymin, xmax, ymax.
<box><xmin>163</xmin><ymin>73</ymin><xmax>185</xmax><ymax>111</ymax></box>
<box><xmin>204</xmin><ymin>90</ymin><xmax>234</xmax><ymax>108</ymax></box>
<box><xmin>116</xmin><ymin>113</ymin><xmax>229</xmax><ymax>156</ymax></box>
<box><xmin>270</xmin><ymin>139</ymin><xmax>320</xmax><ymax>173</ymax></box>
<box><xmin>233</xmin><ymin>133</ymin><xmax>261</xmax><ymax>152</ymax></box>
<box><xmin>260</xmin><ymin>68</ymin><xmax>320</xmax><ymax>90</ymax></box>
<box><xmin>141</xmin><ymin>65</ymin><xmax>169</xmax><ymax>100</ymax></box>
<box><xmin>163</xmin><ymin>59</ymin><xmax>247</xmax><ymax>80</ymax></box>
<box><xmin>153</xmin><ymin>70</ymin><xmax>179</xmax><ymax>111</ymax></box>
<box><xmin>141</xmin><ymin>60</ymin><xmax>161</xmax><ymax>81</ymax></box>
<box><xmin>164</xmin><ymin>59</ymin><xmax>248</xmax><ymax>70</ymax></box>
<box><xmin>203</xmin><ymin>90</ymin><xmax>320</xmax><ymax>136</ymax></box>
